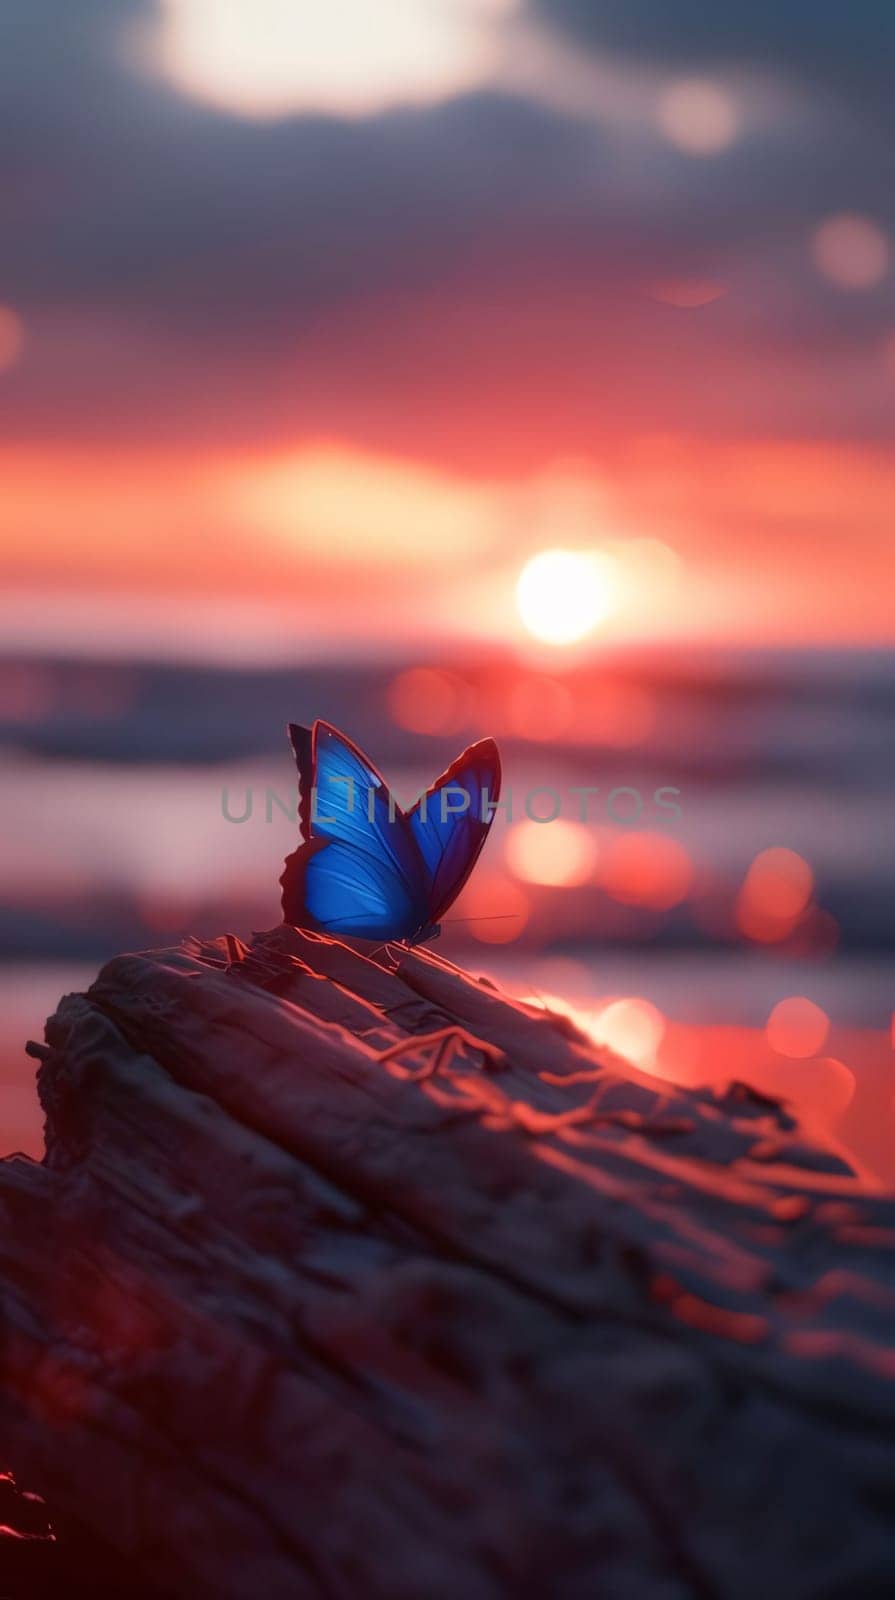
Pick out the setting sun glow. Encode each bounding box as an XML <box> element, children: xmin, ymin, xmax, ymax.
<box><xmin>516</xmin><ymin>548</ymin><xmax>616</xmax><ymax>646</ymax></box>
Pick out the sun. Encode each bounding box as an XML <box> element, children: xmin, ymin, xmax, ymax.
<box><xmin>515</xmin><ymin>548</ymin><xmax>616</xmax><ymax>646</ymax></box>
<box><xmin>148</xmin><ymin>0</ymin><xmax>516</xmax><ymax>120</ymax></box>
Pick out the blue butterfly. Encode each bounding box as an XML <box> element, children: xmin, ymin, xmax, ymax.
<box><xmin>280</xmin><ymin>720</ymin><xmax>501</xmax><ymax>945</ymax></box>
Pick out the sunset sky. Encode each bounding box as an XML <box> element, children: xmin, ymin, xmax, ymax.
<box><xmin>2</xmin><ymin>0</ymin><xmax>894</xmax><ymax>656</ymax></box>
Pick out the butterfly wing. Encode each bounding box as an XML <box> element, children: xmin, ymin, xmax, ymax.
<box><xmin>407</xmin><ymin>737</ymin><xmax>501</xmax><ymax>924</ymax></box>
<box><xmin>280</xmin><ymin>720</ymin><xmax>429</xmax><ymax>940</ymax></box>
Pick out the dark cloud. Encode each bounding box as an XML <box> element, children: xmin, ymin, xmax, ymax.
<box><xmin>0</xmin><ymin>0</ymin><xmax>892</xmax><ymax>451</ymax></box>
<box><xmin>3</xmin><ymin>67</ymin><xmax>600</xmax><ymax>326</ymax></box>
<box><xmin>2</xmin><ymin>0</ymin><xmax>890</xmax><ymax>317</ymax></box>
<box><xmin>1</xmin><ymin>0</ymin><xmax>609</xmax><ymax>328</ymax></box>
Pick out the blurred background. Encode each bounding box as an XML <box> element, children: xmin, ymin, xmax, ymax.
<box><xmin>1</xmin><ymin>0</ymin><xmax>893</xmax><ymax>1177</ymax></box>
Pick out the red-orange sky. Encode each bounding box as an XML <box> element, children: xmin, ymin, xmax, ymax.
<box><xmin>1</xmin><ymin>0</ymin><xmax>894</xmax><ymax>656</ymax></box>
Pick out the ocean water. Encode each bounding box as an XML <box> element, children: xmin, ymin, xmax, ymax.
<box><xmin>1</xmin><ymin>645</ymin><xmax>892</xmax><ymax>1172</ymax></box>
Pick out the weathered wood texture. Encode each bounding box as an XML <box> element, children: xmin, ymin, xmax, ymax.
<box><xmin>3</xmin><ymin>926</ymin><xmax>895</xmax><ymax>1598</ymax></box>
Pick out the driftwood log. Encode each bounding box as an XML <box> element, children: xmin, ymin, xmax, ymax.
<box><xmin>3</xmin><ymin>926</ymin><xmax>895</xmax><ymax>1598</ymax></box>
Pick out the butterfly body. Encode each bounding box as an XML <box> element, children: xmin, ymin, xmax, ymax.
<box><xmin>280</xmin><ymin>720</ymin><xmax>500</xmax><ymax>946</ymax></box>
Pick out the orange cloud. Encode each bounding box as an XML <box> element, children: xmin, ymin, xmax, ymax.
<box><xmin>2</xmin><ymin>432</ymin><xmax>895</xmax><ymax>653</ymax></box>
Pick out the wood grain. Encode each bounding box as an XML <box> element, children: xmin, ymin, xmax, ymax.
<box><xmin>3</xmin><ymin>927</ymin><xmax>895</xmax><ymax>1597</ymax></box>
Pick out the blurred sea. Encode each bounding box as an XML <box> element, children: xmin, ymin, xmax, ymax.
<box><xmin>2</xmin><ymin>645</ymin><xmax>892</xmax><ymax>1175</ymax></box>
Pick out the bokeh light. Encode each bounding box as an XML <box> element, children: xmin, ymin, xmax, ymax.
<box><xmin>505</xmin><ymin>818</ymin><xmax>596</xmax><ymax>886</ymax></box>
<box><xmin>799</xmin><ymin>1058</ymin><xmax>855</xmax><ymax>1120</ymax></box>
<box><xmin>600</xmin><ymin>832</ymin><xmax>693</xmax><ymax>909</ymax></box>
<box><xmin>811</xmin><ymin>214</ymin><xmax>889</xmax><ymax>290</ymax></box>
<box><xmin>516</xmin><ymin>548</ymin><xmax>617</xmax><ymax>646</ymax></box>
<box><xmin>519</xmin><ymin>989</ymin><xmax>669</xmax><ymax>1073</ymax></box>
<box><xmin>0</xmin><ymin>306</ymin><xmax>25</xmax><ymax>374</ymax></box>
<box><xmin>657</xmin><ymin>79</ymin><xmax>737</xmax><ymax>155</ymax></box>
<box><xmin>521</xmin><ymin>990</ymin><xmax>599</xmax><ymax>1041</ymax></box>
<box><xmin>766</xmin><ymin>996</ymin><xmax>830</xmax><ymax>1058</ymax></box>
<box><xmin>592</xmin><ymin>997</ymin><xmax>666</xmax><ymax>1071</ymax></box>
<box><xmin>387</xmin><ymin>667</ymin><xmax>468</xmax><ymax>734</ymax></box>
<box><xmin>736</xmin><ymin>847</ymin><xmax>814</xmax><ymax>943</ymax></box>
<box><xmin>449</xmin><ymin>869</ymin><xmax>529</xmax><ymax>943</ymax></box>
